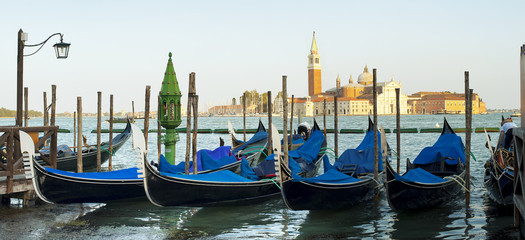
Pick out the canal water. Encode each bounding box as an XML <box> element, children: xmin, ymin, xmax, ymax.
<box><xmin>0</xmin><ymin>113</ymin><xmax>517</xmax><ymax>239</ymax></box>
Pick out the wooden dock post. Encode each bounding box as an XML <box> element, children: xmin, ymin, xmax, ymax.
<box><xmin>51</xmin><ymin>85</ymin><xmax>56</xmax><ymax>127</ymax></box>
<box><xmin>373</xmin><ymin>68</ymin><xmax>379</xmax><ymax>194</ymax></box>
<box><xmin>144</xmin><ymin>85</ymin><xmax>151</xmax><ymax>150</ymax></box>
<box><xmin>243</xmin><ymin>92</ymin><xmax>246</xmax><ymax>142</ymax></box>
<box><xmin>96</xmin><ymin>91</ymin><xmax>102</xmax><ymax>172</ymax></box>
<box><xmin>73</xmin><ymin>111</ymin><xmax>76</xmax><ymax>148</ymax></box>
<box><xmin>24</xmin><ymin>87</ymin><xmax>28</xmax><ymax>127</ymax></box>
<box><xmin>109</xmin><ymin>94</ymin><xmax>114</xmax><ymax>171</ymax></box>
<box><xmin>185</xmin><ymin>72</ymin><xmax>196</xmax><ymax>175</ymax></box>
<box><xmin>396</xmin><ymin>88</ymin><xmax>401</xmax><ymax>173</ymax></box>
<box><xmin>323</xmin><ymin>99</ymin><xmax>327</xmax><ymax>138</ymax></box>
<box><xmin>192</xmin><ymin>94</ymin><xmax>199</xmax><ymax>175</ymax></box>
<box><xmin>290</xmin><ymin>95</ymin><xmax>294</xmax><ymax>150</ymax></box>
<box><xmin>464</xmin><ymin>71</ymin><xmax>472</xmax><ymax>207</ymax></box>
<box><xmin>77</xmin><ymin>97</ymin><xmax>83</xmax><ymax>173</ymax></box>
<box><xmin>267</xmin><ymin>91</ymin><xmax>273</xmax><ymax>155</ymax></box>
<box><xmin>334</xmin><ymin>95</ymin><xmax>338</xmax><ymax>160</ymax></box>
<box><xmin>132</xmin><ymin>101</ymin><xmax>135</xmax><ymax>123</ymax></box>
<box><xmin>282</xmin><ymin>75</ymin><xmax>289</xmax><ymax>166</ymax></box>
<box><xmin>43</xmin><ymin>92</ymin><xmax>49</xmax><ymax>127</ymax></box>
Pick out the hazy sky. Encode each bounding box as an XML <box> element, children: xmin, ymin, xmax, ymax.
<box><xmin>1</xmin><ymin>1</ymin><xmax>524</xmax><ymax>113</ymax></box>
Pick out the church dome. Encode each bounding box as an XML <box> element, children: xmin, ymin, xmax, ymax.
<box><xmin>358</xmin><ymin>65</ymin><xmax>373</xmax><ymax>85</ymax></box>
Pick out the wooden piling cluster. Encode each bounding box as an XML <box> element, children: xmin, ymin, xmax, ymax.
<box><xmin>185</xmin><ymin>72</ymin><xmax>198</xmax><ymax>175</ymax></box>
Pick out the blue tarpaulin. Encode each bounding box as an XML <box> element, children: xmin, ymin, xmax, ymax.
<box><xmin>160</xmin><ymin>169</ymin><xmax>254</xmax><ymax>182</ymax></box>
<box><xmin>334</xmin><ymin>130</ymin><xmax>384</xmax><ymax>175</ymax></box>
<box><xmin>413</xmin><ymin>133</ymin><xmax>465</xmax><ymax>165</ymax></box>
<box><xmin>394</xmin><ymin>168</ymin><xmax>446</xmax><ymax>183</ymax></box>
<box><xmin>45</xmin><ymin>167</ymin><xmax>140</xmax><ymax>180</ymax></box>
<box><xmin>259</xmin><ymin>129</ymin><xmax>325</xmax><ymax>176</ymax></box>
<box><xmin>159</xmin><ymin>146</ymin><xmax>234</xmax><ymax>174</ymax></box>
<box><xmin>291</xmin><ymin>169</ymin><xmax>360</xmax><ymax>184</ymax></box>
<box><xmin>231</xmin><ymin>131</ymin><xmax>268</xmax><ymax>155</ymax></box>
<box><xmin>240</xmin><ymin>158</ymin><xmax>259</xmax><ymax>180</ymax></box>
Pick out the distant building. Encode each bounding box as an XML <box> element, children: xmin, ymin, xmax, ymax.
<box><xmin>408</xmin><ymin>91</ymin><xmax>487</xmax><ymax>114</ymax></box>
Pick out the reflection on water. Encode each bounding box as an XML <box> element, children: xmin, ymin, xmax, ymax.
<box><xmin>0</xmin><ymin>113</ymin><xmax>518</xmax><ymax>239</ymax></box>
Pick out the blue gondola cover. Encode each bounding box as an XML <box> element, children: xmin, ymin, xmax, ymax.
<box><xmin>161</xmin><ymin>170</ymin><xmax>254</xmax><ymax>182</ymax></box>
<box><xmin>45</xmin><ymin>167</ymin><xmax>141</xmax><ymax>180</ymax></box>
<box><xmin>334</xmin><ymin>130</ymin><xmax>384</xmax><ymax>175</ymax></box>
<box><xmin>231</xmin><ymin>131</ymin><xmax>268</xmax><ymax>155</ymax></box>
<box><xmin>291</xmin><ymin>169</ymin><xmax>360</xmax><ymax>183</ymax></box>
<box><xmin>159</xmin><ymin>146</ymin><xmax>233</xmax><ymax>173</ymax></box>
<box><xmin>413</xmin><ymin>133</ymin><xmax>465</xmax><ymax>165</ymax></box>
<box><xmin>394</xmin><ymin>168</ymin><xmax>446</xmax><ymax>183</ymax></box>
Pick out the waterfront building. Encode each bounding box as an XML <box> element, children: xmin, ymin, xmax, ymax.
<box><xmin>408</xmin><ymin>91</ymin><xmax>487</xmax><ymax>114</ymax></box>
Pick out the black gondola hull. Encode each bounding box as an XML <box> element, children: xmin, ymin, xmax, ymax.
<box><xmin>281</xmin><ymin>178</ymin><xmax>375</xmax><ymax>210</ymax></box>
<box><xmin>385</xmin><ymin>161</ymin><xmax>465</xmax><ymax>211</ymax></box>
<box><xmin>143</xmin><ymin>161</ymin><xmax>280</xmax><ymax>207</ymax></box>
<box><xmin>484</xmin><ymin>159</ymin><xmax>514</xmax><ymax>206</ymax></box>
<box><xmin>32</xmin><ymin>159</ymin><xmax>145</xmax><ymax>204</ymax></box>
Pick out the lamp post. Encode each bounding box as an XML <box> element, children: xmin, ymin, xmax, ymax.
<box><xmin>16</xmin><ymin>29</ymin><xmax>70</xmax><ymax>126</ymax></box>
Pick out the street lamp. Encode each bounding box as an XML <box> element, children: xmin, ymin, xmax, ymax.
<box><xmin>16</xmin><ymin>29</ymin><xmax>70</xmax><ymax>126</ymax></box>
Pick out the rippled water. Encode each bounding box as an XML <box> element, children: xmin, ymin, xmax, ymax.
<box><xmin>0</xmin><ymin>113</ymin><xmax>518</xmax><ymax>239</ymax></box>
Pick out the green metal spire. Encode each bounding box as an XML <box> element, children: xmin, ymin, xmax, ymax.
<box><xmin>158</xmin><ymin>52</ymin><xmax>182</xmax><ymax>164</ymax></box>
<box><xmin>160</xmin><ymin>52</ymin><xmax>181</xmax><ymax>96</ymax></box>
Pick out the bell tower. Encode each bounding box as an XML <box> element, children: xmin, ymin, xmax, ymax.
<box><xmin>308</xmin><ymin>31</ymin><xmax>322</xmax><ymax>96</ymax></box>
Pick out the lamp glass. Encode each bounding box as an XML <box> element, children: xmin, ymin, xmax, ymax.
<box><xmin>53</xmin><ymin>42</ymin><xmax>70</xmax><ymax>59</ymax></box>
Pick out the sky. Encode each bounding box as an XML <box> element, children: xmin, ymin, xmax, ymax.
<box><xmin>1</xmin><ymin>0</ymin><xmax>524</xmax><ymax>113</ymax></box>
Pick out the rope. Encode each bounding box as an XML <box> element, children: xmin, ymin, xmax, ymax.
<box><xmin>470</xmin><ymin>152</ymin><xmax>477</xmax><ymax>162</ymax></box>
<box><xmin>102</xmin><ymin>147</ymin><xmax>114</xmax><ymax>156</ymax></box>
<box><xmin>443</xmin><ymin>175</ymin><xmax>470</xmax><ymax>193</ymax></box>
<box><xmin>261</xmin><ymin>177</ymin><xmax>281</xmax><ymax>190</ymax></box>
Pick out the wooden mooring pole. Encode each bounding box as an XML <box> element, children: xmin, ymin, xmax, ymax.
<box><xmin>396</xmin><ymin>88</ymin><xmax>401</xmax><ymax>174</ymax></box>
<box><xmin>373</xmin><ymin>68</ymin><xmax>379</xmax><ymax>198</ymax></box>
<box><xmin>334</xmin><ymin>95</ymin><xmax>338</xmax><ymax>160</ymax></box>
<box><xmin>109</xmin><ymin>94</ymin><xmax>114</xmax><ymax>171</ymax></box>
<box><xmin>24</xmin><ymin>87</ymin><xmax>28</xmax><ymax>127</ymax></box>
<box><xmin>96</xmin><ymin>91</ymin><xmax>102</xmax><ymax>172</ymax></box>
<box><xmin>144</xmin><ymin>85</ymin><xmax>151</xmax><ymax>150</ymax></box>
<box><xmin>51</xmin><ymin>85</ymin><xmax>56</xmax><ymax>127</ymax></box>
<box><xmin>43</xmin><ymin>92</ymin><xmax>49</xmax><ymax>127</ymax></box>
<box><xmin>464</xmin><ymin>71</ymin><xmax>472</xmax><ymax>207</ymax></box>
<box><xmin>267</xmin><ymin>91</ymin><xmax>273</xmax><ymax>155</ymax></box>
<box><xmin>290</xmin><ymin>95</ymin><xmax>294</xmax><ymax>150</ymax></box>
<box><xmin>132</xmin><ymin>101</ymin><xmax>135</xmax><ymax>123</ymax></box>
<box><xmin>77</xmin><ymin>97</ymin><xmax>83</xmax><ymax>173</ymax></box>
<box><xmin>243</xmin><ymin>92</ymin><xmax>246</xmax><ymax>142</ymax></box>
<box><xmin>323</xmin><ymin>99</ymin><xmax>327</xmax><ymax>138</ymax></box>
<box><xmin>185</xmin><ymin>72</ymin><xmax>196</xmax><ymax>175</ymax></box>
<box><xmin>192</xmin><ymin>94</ymin><xmax>199</xmax><ymax>175</ymax></box>
<box><xmin>73</xmin><ymin>111</ymin><xmax>76</xmax><ymax>148</ymax></box>
<box><xmin>282</xmin><ymin>75</ymin><xmax>289</xmax><ymax>166</ymax></box>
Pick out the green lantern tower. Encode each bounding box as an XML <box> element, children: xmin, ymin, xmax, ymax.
<box><xmin>158</xmin><ymin>52</ymin><xmax>182</xmax><ymax>164</ymax></box>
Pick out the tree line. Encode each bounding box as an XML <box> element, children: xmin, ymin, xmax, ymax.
<box><xmin>0</xmin><ymin>108</ymin><xmax>42</xmax><ymax>117</ymax></box>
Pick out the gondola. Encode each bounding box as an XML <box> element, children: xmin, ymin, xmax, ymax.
<box><xmin>483</xmin><ymin>117</ymin><xmax>514</xmax><ymax>206</ymax></box>
<box><xmin>229</xmin><ymin>119</ymin><xmax>269</xmax><ymax>167</ymax></box>
<box><xmin>37</xmin><ymin>119</ymin><xmax>132</xmax><ymax>172</ymax></box>
<box><xmin>140</xmin><ymin>122</ymin><xmax>326</xmax><ymax>207</ymax></box>
<box><xmin>20</xmin><ymin>125</ymin><xmax>144</xmax><ymax>204</ymax></box>
<box><xmin>277</xmin><ymin>118</ymin><xmax>384</xmax><ymax>210</ymax></box>
<box><xmin>385</xmin><ymin>118</ymin><xmax>466</xmax><ymax>211</ymax></box>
